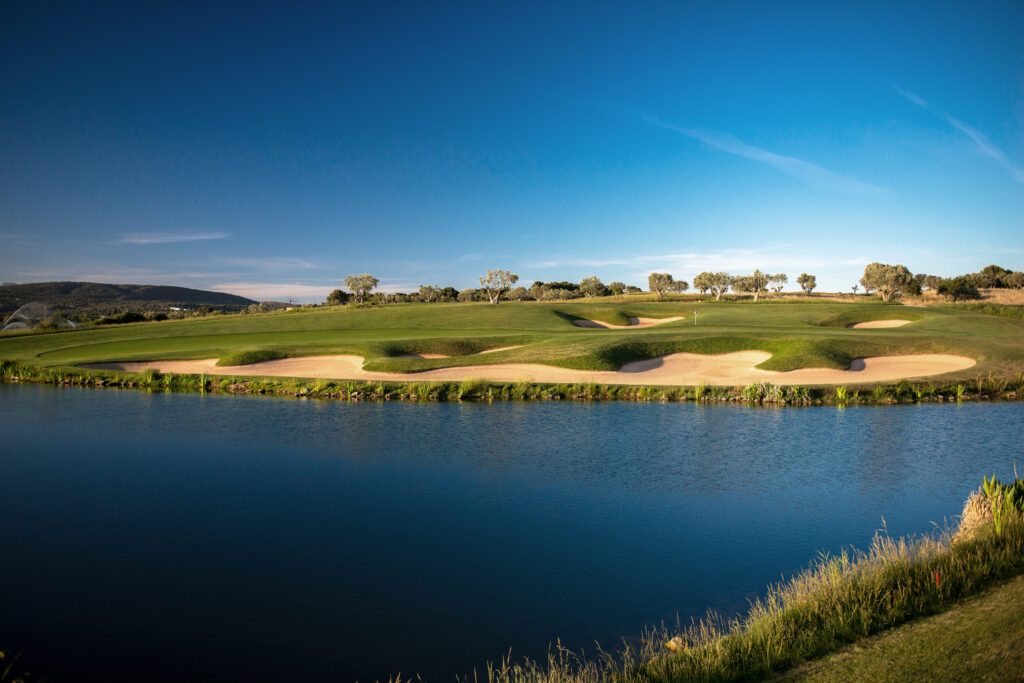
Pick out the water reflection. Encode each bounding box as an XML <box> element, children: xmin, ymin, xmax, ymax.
<box><xmin>0</xmin><ymin>385</ymin><xmax>1021</xmax><ymax>683</ymax></box>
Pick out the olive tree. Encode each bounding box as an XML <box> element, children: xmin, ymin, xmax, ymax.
<box><xmin>692</xmin><ymin>272</ymin><xmax>712</xmax><ymax>294</ymax></box>
<box><xmin>607</xmin><ymin>281</ymin><xmax>626</xmax><ymax>295</ymax></box>
<box><xmin>648</xmin><ymin>273</ymin><xmax>688</xmax><ymax>298</ymax></box>
<box><xmin>418</xmin><ymin>285</ymin><xmax>441</xmax><ymax>302</ymax></box>
<box><xmin>479</xmin><ymin>269</ymin><xmax>519</xmax><ymax>304</ymax></box>
<box><xmin>344</xmin><ymin>273</ymin><xmax>379</xmax><ymax>304</ymax></box>
<box><xmin>579</xmin><ymin>276</ymin><xmax>606</xmax><ymax>298</ymax></box>
<box><xmin>507</xmin><ymin>286</ymin><xmax>529</xmax><ymax>301</ymax></box>
<box><xmin>1003</xmin><ymin>271</ymin><xmax>1024</xmax><ymax>289</ymax></box>
<box><xmin>860</xmin><ymin>262</ymin><xmax>913</xmax><ymax>302</ymax></box>
<box><xmin>768</xmin><ymin>273</ymin><xmax>788</xmax><ymax>293</ymax></box>
<box><xmin>922</xmin><ymin>275</ymin><xmax>943</xmax><ymax>292</ymax></box>
<box><xmin>707</xmin><ymin>272</ymin><xmax>732</xmax><ymax>301</ymax></box>
<box><xmin>694</xmin><ymin>272</ymin><xmax>731</xmax><ymax>300</ymax></box>
<box><xmin>732</xmin><ymin>270</ymin><xmax>769</xmax><ymax>301</ymax></box>
<box><xmin>796</xmin><ymin>273</ymin><xmax>817</xmax><ymax>295</ymax></box>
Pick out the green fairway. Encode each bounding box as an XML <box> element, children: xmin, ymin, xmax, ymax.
<box><xmin>1</xmin><ymin>300</ymin><xmax>1022</xmax><ymax>384</ymax></box>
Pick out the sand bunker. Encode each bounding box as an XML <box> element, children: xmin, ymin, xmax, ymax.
<box><xmin>83</xmin><ymin>351</ymin><xmax>975</xmax><ymax>386</ymax></box>
<box><xmin>574</xmin><ymin>316</ymin><xmax>685</xmax><ymax>329</ymax></box>
<box><xmin>848</xmin><ymin>320</ymin><xmax>912</xmax><ymax>329</ymax></box>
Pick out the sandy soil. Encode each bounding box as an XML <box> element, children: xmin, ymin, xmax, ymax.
<box><xmin>848</xmin><ymin>320</ymin><xmax>912</xmax><ymax>329</ymax></box>
<box><xmin>574</xmin><ymin>316</ymin><xmax>686</xmax><ymax>329</ymax></box>
<box><xmin>83</xmin><ymin>351</ymin><xmax>976</xmax><ymax>386</ymax></box>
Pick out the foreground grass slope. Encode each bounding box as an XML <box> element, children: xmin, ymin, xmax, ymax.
<box><xmin>1</xmin><ymin>300</ymin><xmax>1022</xmax><ymax>382</ymax></box>
<box><xmin>775</xmin><ymin>573</ymin><xmax>1024</xmax><ymax>682</ymax></box>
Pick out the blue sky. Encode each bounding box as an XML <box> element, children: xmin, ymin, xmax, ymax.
<box><xmin>1</xmin><ymin>1</ymin><xmax>1021</xmax><ymax>300</ymax></box>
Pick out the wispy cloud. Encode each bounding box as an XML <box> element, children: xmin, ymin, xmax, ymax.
<box><xmin>892</xmin><ymin>84</ymin><xmax>1024</xmax><ymax>183</ymax></box>
<box><xmin>525</xmin><ymin>248</ymin><xmax>870</xmax><ymax>275</ymax></box>
<box><xmin>457</xmin><ymin>253</ymin><xmax>485</xmax><ymax>262</ymax></box>
<box><xmin>0</xmin><ymin>233</ymin><xmax>18</xmax><ymax>240</ymax></box>
<box><xmin>120</xmin><ymin>231</ymin><xmax>231</xmax><ymax>244</ymax></box>
<box><xmin>219</xmin><ymin>257</ymin><xmax>319</xmax><ymax>271</ymax></box>
<box><xmin>645</xmin><ymin>116</ymin><xmax>888</xmax><ymax>195</ymax></box>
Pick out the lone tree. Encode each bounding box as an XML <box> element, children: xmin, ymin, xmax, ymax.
<box><xmin>732</xmin><ymin>270</ymin><xmax>769</xmax><ymax>301</ymax></box>
<box><xmin>479</xmin><ymin>269</ymin><xmax>519</xmax><ymax>304</ymax></box>
<box><xmin>579</xmin><ymin>276</ymin><xmax>606</xmax><ymax>298</ymax></box>
<box><xmin>325</xmin><ymin>289</ymin><xmax>350</xmax><ymax>305</ymax></box>
<box><xmin>344</xmin><ymin>273</ymin><xmax>379</xmax><ymax>304</ymax></box>
<box><xmin>768</xmin><ymin>273</ymin><xmax>788</xmax><ymax>293</ymax></box>
<box><xmin>796</xmin><ymin>273</ymin><xmax>817</xmax><ymax>295</ymax></box>
<box><xmin>860</xmin><ymin>262</ymin><xmax>913</xmax><ymax>302</ymax></box>
<box><xmin>648</xmin><ymin>273</ymin><xmax>688</xmax><ymax>299</ymax></box>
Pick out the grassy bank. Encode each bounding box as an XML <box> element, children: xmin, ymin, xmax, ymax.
<box><xmin>774</xmin><ymin>573</ymin><xmax>1024</xmax><ymax>681</ymax></box>
<box><xmin>468</xmin><ymin>482</ymin><xmax>1024</xmax><ymax>683</ymax></box>
<box><xmin>2</xmin><ymin>358</ymin><xmax>1022</xmax><ymax>404</ymax></box>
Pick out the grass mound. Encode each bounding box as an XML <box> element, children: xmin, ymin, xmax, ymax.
<box><xmin>216</xmin><ymin>349</ymin><xmax>288</xmax><ymax>366</ymax></box>
<box><xmin>815</xmin><ymin>309</ymin><xmax>923</xmax><ymax>328</ymax></box>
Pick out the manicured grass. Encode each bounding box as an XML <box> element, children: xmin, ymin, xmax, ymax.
<box><xmin>774</xmin><ymin>573</ymin><xmax>1024</xmax><ymax>682</ymax></box>
<box><xmin>1</xmin><ymin>300</ymin><xmax>1023</xmax><ymax>384</ymax></box>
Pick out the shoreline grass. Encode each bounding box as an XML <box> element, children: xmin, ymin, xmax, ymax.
<box><xmin>463</xmin><ymin>484</ymin><xmax>1024</xmax><ymax>683</ymax></box>
<box><xmin>1</xmin><ymin>359</ymin><xmax>1021</xmax><ymax>405</ymax></box>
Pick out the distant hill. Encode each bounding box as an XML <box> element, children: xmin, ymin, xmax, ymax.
<box><xmin>0</xmin><ymin>281</ymin><xmax>257</xmax><ymax>317</ymax></box>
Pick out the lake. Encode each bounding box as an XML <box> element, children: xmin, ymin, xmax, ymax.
<box><xmin>1</xmin><ymin>384</ymin><xmax>1021</xmax><ymax>681</ymax></box>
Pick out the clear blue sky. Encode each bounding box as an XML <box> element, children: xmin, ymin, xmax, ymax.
<box><xmin>1</xmin><ymin>0</ymin><xmax>1022</xmax><ymax>300</ymax></box>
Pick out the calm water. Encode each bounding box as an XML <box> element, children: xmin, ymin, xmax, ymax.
<box><xmin>1</xmin><ymin>384</ymin><xmax>1022</xmax><ymax>682</ymax></box>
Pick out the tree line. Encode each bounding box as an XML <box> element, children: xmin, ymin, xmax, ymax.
<box><xmin>859</xmin><ymin>263</ymin><xmax>1024</xmax><ymax>302</ymax></box>
<box><xmin>325</xmin><ymin>262</ymin><xmax>1021</xmax><ymax>307</ymax></box>
<box><xmin>325</xmin><ymin>269</ymin><xmax>819</xmax><ymax>305</ymax></box>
